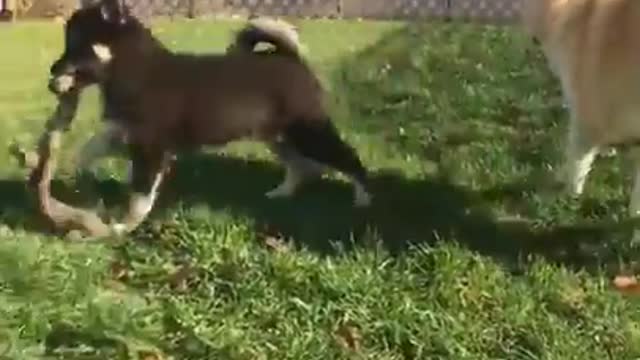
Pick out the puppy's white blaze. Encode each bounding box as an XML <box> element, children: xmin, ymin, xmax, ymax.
<box><xmin>92</xmin><ymin>43</ymin><xmax>113</xmax><ymax>63</ymax></box>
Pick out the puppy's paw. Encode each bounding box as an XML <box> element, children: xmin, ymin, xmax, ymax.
<box><xmin>111</xmin><ymin>223</ymin><xmax>128</xmax><ymax>237</ymax></box>
<box><xmin>265</xmin><ymin>187</ymin><xmax>295</xmax><ymax>199</ymax></box>
<box><xmin>354</xmin><ymin>187</ymin><xmax>372</xmax><ymax>208</ymax></box>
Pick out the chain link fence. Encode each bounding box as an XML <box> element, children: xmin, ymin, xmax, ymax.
<box><xmin>11</xmin><ymin>0</ymin><xmax>524</xmax><ymax>22</ymax></box>
<box><xmin>134</xmin><ymin>0</ymin><xmax>524</xmax><ymax>22</ymax></box>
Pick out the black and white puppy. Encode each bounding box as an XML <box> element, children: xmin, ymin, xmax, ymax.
<box><xmin>48</xmin><ymin>0</ymin><xmax>371</xmax><ymax>234</ymax></box>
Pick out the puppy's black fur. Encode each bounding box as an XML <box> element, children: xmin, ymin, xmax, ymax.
<box><xmin>48</xmin><ymin>1</ymin><xmax>371</xmax><ymax>233</ymax></box>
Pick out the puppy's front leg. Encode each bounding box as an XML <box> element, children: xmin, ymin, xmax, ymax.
<box><xmin>112</xmin><ymin>146</ymin><xmax>171</xmax><ymax>235</ymax></box>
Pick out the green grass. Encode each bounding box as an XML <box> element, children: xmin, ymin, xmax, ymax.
<box><xmin>2</xmin><ymin>17</ymin><xmax>640</xmax><ymax>359</ymax></box>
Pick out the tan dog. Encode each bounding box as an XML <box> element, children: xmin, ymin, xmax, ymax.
<box><xmin>521</xmin><ymin>0</ymin><xmax>640</xmax><ymax>236</ymax></box>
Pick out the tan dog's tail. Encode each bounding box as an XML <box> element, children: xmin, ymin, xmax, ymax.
<box><xmin>227</xmin><ymin>18</ymin><xmax>303</xmax><ymax>59</ymax></box>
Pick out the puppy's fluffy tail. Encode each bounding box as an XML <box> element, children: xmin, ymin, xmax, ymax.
<box><xmin>227</xmin><ymin>18</ymin><xmax>303</xmax><ymax>59</ymax></box>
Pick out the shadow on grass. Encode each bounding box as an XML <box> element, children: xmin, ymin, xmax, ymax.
<box><xmin>0</xmin><ymin>179</ymin><xmax>42</xmax><ymax>232</ymax></box>
<box><xmin>0</xmin><ymin>152</ymin><xmax>629</xmax><ymax>273</ymax></box>
<box><xmin>0</xmin><ymin>176</ymin><xmax>129</xmax><ymax>234</ymax></box>
<box><xmin>153</xmin><ymin>153</ymin><xmax>636</xmax><ymax>272</ymax></box>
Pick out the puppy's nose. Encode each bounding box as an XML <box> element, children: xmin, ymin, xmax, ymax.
<box><xmin>47</xmin><ymin>75</ymin><xmax>60</xmax><ymax>94</ymax></box>
<box><xmin>49</xmin><ymin>58</ymin><xmax>74</xmax><ymax>77</ymax></box>
<box><xmin>49</xmin><ymin>59</ymin><xmax>62</xmax><ymax>76</ymax></box>
<box><xmin>47</xmin><ymin>78</ymin><xmax>55</xmax><ymax>93</ymax></box>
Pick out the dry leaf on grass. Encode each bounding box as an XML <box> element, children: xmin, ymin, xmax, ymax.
<box><xmin>138</xmin><ymin>350</ymin><xmax>167</xmax><ymax>360</ymax></box>
<box><xmin>258</xmin><ymin>224</ymin><xmax>289</xmax><ymax>253</ymax></box>
<box><xmin>264</xmin><ymin>236</ymin><xmax>289</xmax><ymax>253</ymax></box>
<box><xmin>103</xmin><ymin>279</ymin><xmax>128</xmax><ymax>293</ymax></box>
<box><xmin>168</xmin><ymin>264</ymin><xmax>195</xmax><ymax>292</ymax></box>
<box><xmin>110</xmin><ymin>260</ymin><xmax>130</xmax><ymax>281</ymax></box>
<box><xmin>334</xmin><ymin>322</ymin><xmax>362</xmax><ymax>353</ymax></box>
<box><xmin>105</xmin><ymin>262</ymin><xmax>130</xmax><ymax>293</ymax></box>
<box><xmin>613</xmin><ymin>275</ymin><xmax>640</xmax><ymax>295</ymax></box>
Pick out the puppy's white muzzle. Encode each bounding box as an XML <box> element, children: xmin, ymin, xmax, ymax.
<box><xmin>49</xmin><ymin>74</ymin><xmax>76</xmax><ymax>94</ymax></box>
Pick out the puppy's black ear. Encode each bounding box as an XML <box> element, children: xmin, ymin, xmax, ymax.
<box><xmin>100</xmin><ymin>0</ymin><xmax>129</xmax><ymax>24</ymax></box>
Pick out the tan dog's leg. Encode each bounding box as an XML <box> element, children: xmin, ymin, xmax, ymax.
<box><xmin>629</xmin><ymin>149</ymin><xmax>640</xmax><ymax>243</ymax></box>
<box><xmin>558</xmin><ymin>118</ymin><xmax>599</xmax><ymax>196</ymax></box>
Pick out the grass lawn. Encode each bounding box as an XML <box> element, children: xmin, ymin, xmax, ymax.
<box><xmin>2</xmin><ymin>17</ymin><xmax>640</xmax><ymax>359</ymax></box>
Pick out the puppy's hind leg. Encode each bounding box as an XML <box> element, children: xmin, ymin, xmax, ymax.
<box><xmin>558</xmin><ymin>118</ymin><xmax>599</xmax><ymax>197</ymax></box>
<box><xmin>283</xmin><ymin>120</ymin><xmax>371</xmax><ymax>207</ymax></box>
<box><xmin>266</xmin><ymin>140</ymin><xmax>327</xmax><ymax>199</ymax></box>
